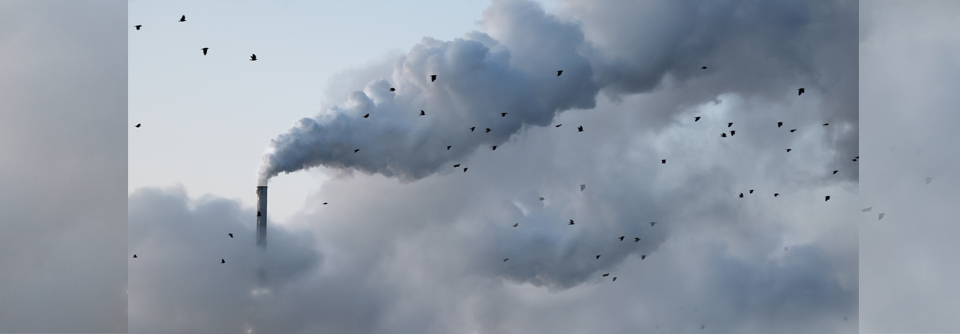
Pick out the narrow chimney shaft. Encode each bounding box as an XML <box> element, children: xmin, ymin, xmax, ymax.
<box><xmin>256</xmin><ymin>186</ymin><xmax>267</xmax><ymax>249</ymax></box>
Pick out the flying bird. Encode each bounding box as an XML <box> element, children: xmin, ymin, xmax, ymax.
<box><xmin>596</xmin><ymin>255</ymin><xmax>601</xmax><ymax>259</ymax></box>
<box><xmin>513</xmin><ymin>223</ymin><xmax>518</xmax><ymax>227</ymax></box>
<box><xmin>485</xmin><ymin>128</ymin><xmax>491</xmax><ymax>133</ymax></box>
<box><xmin>257</xmin><ymin>211</ymin><xmax>261</xmax><ymax>217</ymax></box>
<box><xmin>420</xmin><ymin>110</ymin><xmax>425</xmax><ymax>116</ymax></box>
<box><xmin>504</xmin><ymin>258</ymin><xmax>508</xmax><ymax>262</ymax></box>
<box><xmin>778</xmin><ymin>122</ymin><xmax>783</xmax><ymax>128</ymax></box>
<box><xmin>823</xmin><ymin>123</ymin><xmax>829</xmax><ymax>126</ymax></box>
<box><xmin>250</xmin><ymin>54</ymin><xmax>257</xmax><ymax>61</ymax></box>
<box><xmin>650</xmin><ymin>222</ymin><xmax>656</xmax><ymax>226</ymax></box>
<box><xmin>447</xmin><ymin>146</ymin><xmax>451</xmax><ymax>150</ymax></box>
<box><xmin>135</xmin><ymin>123</ymin><xmax>140</xmax><ymax>128</ymax></box>
<box><xmin>539</xmin><ymin>197</ymin><xmax>544</xmax><ymax>201</ymax></box>
<box><xmin>463</xmin><ymin>168</ymin><xmax>468</xmax><ymax>172</ymax></box>
<box><xmin>578</xmin><ymin>126</ymin><xmax>584</xmax><ymax>132</ymax></box>
<box><xmin>695</xmin><ymin>116</ymin><xmax>701</xmax><ymax>122</ymax></box>
<box><xmin>862</xmin><ymin>207</ymin><xmax>872</xmax><ymax>212</ymax></box>
<box><xmin>492</xmin><ymin>146</ymin><xmax>497</xmax><ymax>151</ymax></box>
<box><xmin>798</xmin><ymin>88</ymin><xmax>805</xmax><ymax>95</ymax></box>
<box><xmin>354</xmin><ymin>149</ymin><xmax>359</xmax><ymax>153</ymax></box>
<box><xmin>926</xmin><ymin>177</ymin><xmax>933</xmax><ymax>184</ymax></box>
<box><xmin>179</xmin><ymin>15</ymin><xmax>185</xmax><ymax>22</ymax></box>
<box><xmin>221</xmin><ymin>259</ymin><xmax>225</xmax><ymax>264</ymax></box>
<box><xmin>641</xmin><ymin>255</ymin><xmax>646</xmax><ymax>260</ymax></box>
<box><xmin>787</xmin><ymin>149</ymin><xmax>792</xmax><ymax>152</ymax></box>
<box><xmin>555</xmin><ymin>124</ymin><xmax>562</xmax><ymax>127</ymax></box>
<box><xmin>612</xmin><ymin>277</ymin><xmax>617</xmax><ymax>281</ymax></box>
<box><xmin>202</xmin><ymin>47</ymin><xmax>208</xmax><ymax>55</ymax></box>
<box><xmin>470</xmin><ymin>127</ymin><xmax>476</xmax><ymax>132</ymax></box>
<box><xmin>721</xmin><ymin>133</ymin><xmax>727</xmax><ymax>137</ymax></box>
<box><xmin>323</xmin><ymin>202</ymin><xmax>328</xmax><ymax>205</ymax></box>
<box><xmin>728</xmin><ymin>122</ymin><xmax>733</xmax><ymax>127</ymax></box>
<box><xmin>602</xmin><ymin>273</ymin><xmax>609</xmax><ymax>277</ymax></box>
<box><xmin>790</xmin><ymin>129</ymin><xmax>797</xmax><ymax>132</ymax></box>
<box><xmin>853</xmin><ymin>158</ymin><xmax>858</xmax><ymax>161</ymax></box>
<box><xmin>430</xmin><ymin>75</ymin><xmax>437</xmax><ymax>82</ymax></box>
<box><xmin>501</xmin><ymin>113</ymin><xmax>507</xmax><ymax>117</ymax></box>
<box><xmin>389</xmin><ymin>87</ymin><xmax>395</xmax><ymax>91</ymax></box>
<box><xmin>833</xmin><ymin>170</ymin><xmax>838</xmax><ymax>174</ymax></box>
<box><xmin>878</xmin><ymin>213</ymin><xmax>885</xmax><ymax>220</ymax></box>
<box><xmin>739</xmin><ymin>193</ymin><xmax>744</xmax><ymax>198</ymax></box>
<box><xmin>557</xmin><ymin>70</ymin><xmax>563</xmax><ymax>76</ymax></box>
<box><xmin>825</xmin><ymin>196</ymin><xmax>831</xmax><ymax>201</ymax></box>
<box><xmin>749</xmin><ymin>189</ymin><xmax>754</xmax><ymax>194</ymax></box>
<box><xmin>634</xmin><ymin>237</ymin><xmax>640</xmax><ymax>242</ymax></box>
<box><xmin>580</xmin><ymin>184</ymin><xmax>586</xmax><ymax>191</ymax></box>
<box><xmin>132</xmin><ymin>254</ymin><xmax>137</xmax><ymax>258</ymax></box>
<box><xmin>662</xmin><ymin>159</ymin><xmax>666</xmax><ymax>164</ymax></box>
<box><xmin>569</xmin><ymin>219</ymin><xmax>575</xmax><ymax>225</ymax></box>
<box><xmin>453</xmin><ymin>164</ymin><xmax>460</xmax><ymax>167</ymax></box>
<box><xmin>135</xmin><ymin>25</ymin><xmax>142</xmax><ymax>30</ymax></box>
<box><xmin>228</xmin><ymin>233</ymin><xmax>233</xmax><ymax>238</ymax></box>
<box><xmin>363</xmin><ymin>113</ymin><xmax>369</xmax><ymax>118</ymax></box>
<box><xmin>619</xmin><ymin>236</ymin><xmax>625</xmax><ymax>241</ymax></box>
<box><xmin>702</xmin><ymin>66</ymin><xmax>707</xmax><ymax>69</ymax></box>
<box><xmin>774</xmin><ymin>193</ymin><xmax>779</xmax><ymax>197</ymax></box>
<box><xmin>702</xmin><ymin>325</ymin><xmax>705</xmax><ymax>330</ymax></box>
<box><xmin>730</xmin><ymin>130</ymin><xmax>735</xmax><ymax>136</ymax></box>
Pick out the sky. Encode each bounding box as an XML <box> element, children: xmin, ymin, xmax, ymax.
<box><xmin>4</xmin><ymin>0</ymin><xmax>960</xmax><ymax>333</ymax></box>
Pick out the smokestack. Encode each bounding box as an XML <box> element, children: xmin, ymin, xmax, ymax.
<box><xmin>256</xmin><ymin>186</ymin><xmax>267</xmax><ymax>249</ymax></box>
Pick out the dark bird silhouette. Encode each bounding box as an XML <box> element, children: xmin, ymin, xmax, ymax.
<box><xmin>578</xmin><ymin>126</ymin><xmax>584</xmax><ymax>132</ymax></box>
<box><xmin>790</xmin><ymin>129</ymin><xmax>797</xmax><ymax>132</ymax></box>
<box><xmin>798</xmin><ymin>88</ymin><xmax>805</xmax><ymax>95</ymax></box>
<box><xmin>619</xmin><ymin>236</ymin><xmax>625</xmax><ymax>241</ymax></box>
<box><xmin>492</xmin><ymin>146</ymin><xmax>497</xmax><ymax>150</ymax></box>
<box><xmin>569</xmin><ymin>219</ymin><xmax>575</xmax><ymax>225</ymax></box>
<box><xmin>485</xmin><ymin>128</ymin><xmax>491</xmax><ymax>133</ymax></box>
<box><xmin>730</xmin><ymin>130</ymin><xmax>735</xmax><ymax>136</ymax></box>
<box><xmin>504</xmin><ymin>258</ymin><xmax>508</xmax><ymax>262</ymax></box>
<box><xmin>463</xmin><ymin>168</ymin><xmax>468</xmax><ymax>172</ymax></box>
<box><xmin>856</xmin><ymin>156</ymin><xmax>859</xmax><ymax>159</ymax></box>
<box><xmin>323</xmin><ymin>202</ymin><xmax>327</xmax><ymax>205</ymax></box>
<box><xmin>179</xmin><ymin>15</ymin><xmax>186</xmax><ymax>22</ymax></box>
<box><xmin>825</xmin><ymin>195</ymin><xmax>831</xmax><ymax>201</ymax></box>
<box><xmin>389</xmin><ymin>87</ymin><xmax>395</xmax><ymax>91</ymax></box>
<box><xmin>228</xmin><ymin>233</ymin><xmax>233</xmax><ymax>238</ymax></box>
<box><xmin>749</xmin><ymin>189</ymin><xmax>754</xmax><ymax>194</ymax></box>
<box><xmin>221</xmin><ymin>259</ymin><xmax>225</xmax><ymax>264</ymax></box>
<box><xmin>580</xmin><ymin>184</ymin><xmax>586</xmax><ymax>191</ymax></box>
<box><xmin>257</xmin><ymin>211</ymin><xmax>261</xmax><ymax>217</ymax></box>
<box><xmin>453</xmin><ymin>164</ymin><xmax>460</xmax><ymax>167</ymax></box>
<box><xmin>739</xmin><ymin>193</ymin><xmax>744</xmax><ymax>198</ymax></box>
<box><xmin>878</xmin><ymin>213</ymin><xmax>885</xmax><ymax>220</ymax></box>
<box><xmin>363</xmin><ymin>113</ymin><xmax>369</xmax><ymax>118</ymax></box>
<box><xmin>662</xmin><ymin>159</ymin><xmax>666</xmax><ymax>164</ymax></box>
<box><xmin>557</xmin><ymin>70</ymin><xmax>563</xmax><ymax>76</ymax></box>
<box><xmin>135</xmin><ymin>25</ymin><xmax>142</xmax><ymax>30</ymax></box>
<box><xmin>539</xmin><ymin>197</ymin><xmax>544</xmax><ymax>201</ymax></box>
<box><xmin>695</xmin><ymin>116</ymin><xmax>701</xmax><ymax>122</ymax></box>
<box><xmin>721</xmin><ymin>133</ymin><xmax>727</xmax><ymax>137</ymax></box>
<box><xmin>926</xmin><ymin>177</ymin><xmax>933</xmax><ymax>184</ymax></box>
<box><xmin>447</xmin><ymin>146</ymin><xmax>451</xmax><ymax>150</ymax></box>
<box><xmin>202</xmin><ymin>47</ymin><xmax>208</xmax><ymax>55</ymax></box>
<box><xmin>778</xmin><ymin>122</ymin><xmax>783</xmax><ymax>128</ymax></box>
<box><xmin>513</xmin><ymin>223</ymin><xmax>518</xmax><ymax>227</ymax></box>
<box><xmin>650</xmin><ymin>222</ymin><xmax>656</xmax><ymax>226</ymax></box>
<box><xmin>555</xmin><ymin>124</ymin><xmax>562</xmax><ymax>127</ymax></box>
<box><xmin>470</xmin><ymin>127</ymin><xmax>476</xmax><ymax>132</ymax></box>
<box><xmin>641</xmin><ymin>255</ymin><xmax>646</xmax><ymax>260</ymax></box>
<box><xmin>862</xmin><ymin>207</ymin><xmax>872</xmax><ymax>212</ymax></box>
<box><xmin>135</xmin><ymin>123</ymin><xmax>140</xmax><ymax>128</ymax></box>
<box><xmin>612</xmin><ymin>277</ymin><xmax>617</xmax><ymax>281</ymax></box>
<box><xmin>701</xmin><ymin>325</ymin><xmax>705</xmax><ymax>330</ymax></box>
<box><xmin>702</xmin><ymin>66</ymin><xmax>707</xmax><ymax>69</ymax></box>
<box><xmin>354</xmin><ymin>149</ymin><xmax>359</xmax><ymax>153</ymax></box>
<box><xmin>635</xmin><ymin>237</ymin><xmax>640</xmax><ymax>242</ymax></box>
<box><xmin>853</xmin><ymin>158</ymin><xmax>858</xmax><ymax>161</ymax></box>
<box><xmin>250</xmin><ymin>54</ymin><xmax>257</xmax><ymax>61</ymax></box>
<box><xmin>602</xmin><ymin>273</ymin><xmax>609</xmax><ymax>277</ymax></box>
<box><xmin>420</xmin><ymin>110</ymin><xmax>425</xmax><ymax>116</ymax></box>
<box><xmin>786</xmin><ymin>149</ymin><xmax>792</xmax><ymax>152</ymax></box>
<box><xmin>833</xmin><ymin>170</ymin><xmax>838</xmax><ymax>174</ymax></box>
<box><xmin>501</xmin><ymin>113</ymin><xmax>507</xmax><ymax>117</ymax></box>
<box><xmin>430</xmin><ymin>75</ymin><xmax>437</xmax><ymax>82</ymax></box>
<box><xmin>596</xmin><ymin>255</ymin><xmax>601</xmax><ymax>259</ymax></box>
<box><xmin>823</xmin><ymin>123</ymin><xmax>829</xmax><ymax>126</ymax></box>
<box><xmin>728</xmin><ymin>122</ymin><xmax>733</xmax><ymax>127</ymax></box>
<box><xmin>133</xmin><ymin>254</ymin><xmax>137</xmax><ymax>258</ymax></box>
<box><xmin>774</xmin><ymin>193</ymin><xmax>779</xmax><ymax>197</ymax></box>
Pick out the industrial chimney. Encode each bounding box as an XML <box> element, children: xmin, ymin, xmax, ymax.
<box><xmin>256</xmin><ymin>186</ymin><xmax>267</xmax><ymax>249</ymax></box>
